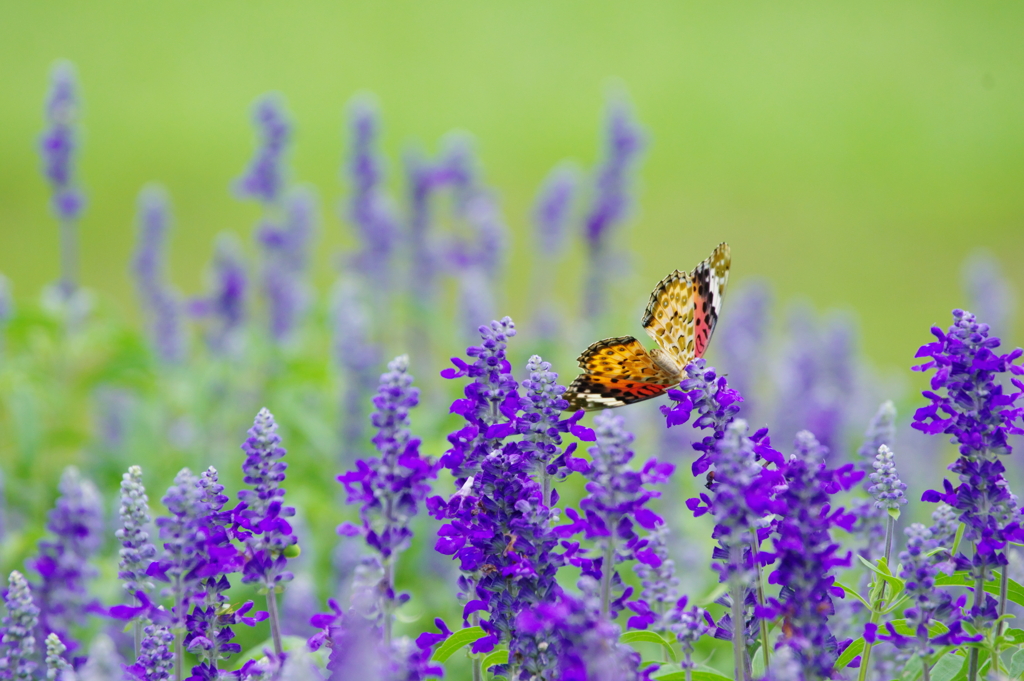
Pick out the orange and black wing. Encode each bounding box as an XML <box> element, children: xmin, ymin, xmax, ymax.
<box><xmin>563</xmin><ymin>336</ymin><xmax>677</xmax><ymax>411</ymax></box>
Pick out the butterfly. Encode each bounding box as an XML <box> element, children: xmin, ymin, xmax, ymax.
<box><xmin>564</xmin><ymin>242</ymin><xmax>731</xmax><ymax>411</ymax></box>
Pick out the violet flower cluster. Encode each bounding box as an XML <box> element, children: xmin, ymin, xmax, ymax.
<box><xmin>0</xmin><ymin>571</ymin><xmax>40</xmax><ymax>681</ymax></box>
<box><xmin>767</xmin><ymin>431</ymin><xmax>862</xmax><ymax>680</ymax></box>
<box><xmin>915</xmin><ymin>310</ymin><xmax>1024</xmax><ymax>625</ymax></box>
<box><xmin>131</xmin><ymin>186</ymin><xmax>187</xmax><ymax>364</ymax></box>
<box><xmin>850</xmin><ymin>401</ymin><xmax>898</xmax><ymax>561</ymax></box>
<box><xmin>190</xmin><ymin>234</ymin><xmax>249</xmax><ymax>355</ymax></box>
<box><xmin>28</xmin><ymin>466</ymin><xmax>104</xmax><ymax>654</ymax></box>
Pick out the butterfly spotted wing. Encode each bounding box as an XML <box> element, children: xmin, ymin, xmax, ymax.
<box><xmin>641</xmin><ymin>242</ymin><xmax>730</xmax><ymax>367</ymax></box>
<box><xmin>564</xmin><ymin>337</ymin><xmax>677</xmax><ymax>411</ymax></box>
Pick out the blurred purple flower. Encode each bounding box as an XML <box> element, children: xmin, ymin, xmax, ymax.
<box><xmin>665</xmin><ymin>596</ymin><xmax>714</xmax><ymax>673</ymax></box>
<box><xmin>582</xmin><ymin>95</ymin><xmax>645</xmax><ymax>319</ymax></box>
<box><xmin>125</xmin><ymin>624</ymin><xmax>174</xmax><ymax>681</ymax></box>
<box><xmin>189</xmin><ymin>233</ymin><xmax>249</xmax><ymax>355</ymax></box>
<box><xmin>131</xmin><ymin>186</ymin><xmax>187</xmax><ymax>364</ymax></box>
<box><xmin>1</xmin><ymin>570</ymin><xmax>40</xmax><ymax>681</ymax></box>
<box><xmin>331</xmin><ymin>277</ymin><xmax>381</xmax><ymax>469</ymax></box>
<box><xmin>715</xmin><ymin>281</ymin><xmax>772</xmax><ymax>420</ymax></box>
<box><xmin>28</xmin><ymin>466</ymin><xmax>104</xmax><ymax>654</ymax></box>
<box><xmin>963</xmin><ymin>249</ymin><xmax>1015</xmax><ymax>342</ymax></box>
<box><xmin>117</xmin><ymin>465</ymin><xmax>157</xmax><ymax>599</ymax></box>
<box><xmin>257</xmin><ymin>188</ymin><xmax>318</xmax><ymax>342</ymax></box>
<box><xmin>44</xmin><ymin>632</ymin><xmax>71</xmax><ymax>679</ymax></box>
<box><xmin>235</xmin><ymin>95</ymin><xmax>291</xmax><ymax>205</ymax></box>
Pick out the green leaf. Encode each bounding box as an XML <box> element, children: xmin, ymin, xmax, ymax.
<box><xmin>930</xmin><ymin>653</ymin><xmax>966</xmax><ymax>681</ymax></box>
<box><xmin>856</xmin><ymin>555</ymin><xmax>906</xmax><ymax>597</ymax></box>
<box><xmin>834</xmin><ymin>638</ymin><xmax>865</xmax><ymax>670</ymax></box>
<box><xmin>621</xmin><ymin>631</ymin><xmax>677</xmax><ymax>662</ymax></box>
<box><xmin>1003</xmin><ymin>628</ymin><xmax>1024</xmax><ymax>646</ymax></box>
<box><xmin>900</xmin><ymin>653</ymin><xmax>923</xmax><ymax>681</ymax></box>
<box><xmin>481</xmin><ymin>648</ymin><xmax>509</xmax><ymax>670</ymax></box>
<box><xmin>935</xmin><ymin>570</ymin><xmax>1024</xmax><ymax>608</ymax></box>
<box><xmin>835</xmin><ymin>582</ymin><xmax>872</xmax><ymax>610</ymax></box>
<box><xmin>951</xmin><ymin>522</ymin><xmax>965</xmax><ymax>556</ymax></box>
<box><xmin>431</xmin><ymin>627</ymin><xmax>487</xmax><ymax>663</ymax></box>
<box><xmin>235</xmin><ymin>636</ymin><xmax>319</xmax><ymax>669</ymax></box>
<box><xmin>651</xmin><ymin>671</ymin><xmax>734</xmax><ymax>681</ymax></box>
<box><xmin>750</xmin><ymin>647</ymin><xmax>765</xmax><ymax>680</ymax></box>
<box><xmin>888</xmin><ymin>507</ymin><xmax>902</xmax><ymax>522</ymax></box>
<box><xmin>1010</xmin><ymin>648</ymin><xmax>1024</xmax><ymax>679</ymax></box>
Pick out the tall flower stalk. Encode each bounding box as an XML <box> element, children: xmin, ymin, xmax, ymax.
<box><xmin>117</xmin><ymin>466</ymin><xmax>158</xmax><ymax>657</ymax></box>
<box><xmin>914</xmin><ymin>310</ymin><xmax>1024</xmax><ymax>681</ymax></box>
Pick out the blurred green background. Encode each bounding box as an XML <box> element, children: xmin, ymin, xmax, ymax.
<box><xmin>1</xmin><ymin>0</ymin><xmax>1023</xmax><ymax>372</ymax></box>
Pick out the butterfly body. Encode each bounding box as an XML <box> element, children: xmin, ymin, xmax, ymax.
<box><xmin>564</xmin><ymin>243</ymin><xmax>731</xmax><ymax>411</ymax></box>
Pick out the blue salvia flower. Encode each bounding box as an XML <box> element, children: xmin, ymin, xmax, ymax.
<box><xmin>346</xmin><ymin>96</ymin><xmax>399</xmax><ymax>292</ymax></box>
<box><xmin>768</xmin><ymin>431</ymin><xmax>863</xmax><ymax>681</ymax></box>
<box><xmin>963</xmin><ymin>249</ymin><xmax>1015</xmax><ymax>341</ymax></box>
<box><xmin>125</xmin><ymin>625</ymin><xmax>174</xmax><ymax>681</ymax></box>
<box><xmin>717</xmin><ymin>281</ymin><xmax>772</xmax><ymax>421</ymax></box>
<box><xmin>76</xmin><ymin>634</ymin><xmax>123</xmax><ymax>681</ymax></box>
<box><xmin>190</xmin><ymin>233</ymin><xmax>248</xmax><ymax>356</ymax></box>
<box><xmin>451</xmin><ymin>191</ymin><xmax>507</xmax><ymax>340</ymax></box>
<box><xmin>560</xmin><ymin>410</ymin><xmax>674</xmax><ymax>621</ymax></box>
<box><xmin>39</xmin><ymin>61</ymin><xmax>84</xmax><ymax>296</ymax></box>
<box><xmin>517</xmin><ymin>355</ymin><xmax>590</xmax><ymax>505</ymax></box>
<box><xmin>851</xmin><ymin>402</ymin><xmax>898</xmax><ymax>561</ymax></box>
<box><xmin>439</xmin><ymin>317</ymin><xmax>519</xmax><ymax>480</ymax></box>
<box><xmin>131</xmin><ymin>186</ymin><xmax>187</xmax><ymax>364</ymax></box>
<box><xmin>868</xmin><ymin>445</ymin><xmax>907</xmax><ymax>511</ymax></box>
<box><xmin>234</xmin><ymin>409</ymin><xmax>296</xmax><ymax>657</ymax></box>
<box><xmin>630</xmin><ymin>524</ymin><xmax>680</xmax><ymax>630</ymax></box>
<box><xmin>0</xmin><ymin>571</ymin><xmax>40</xmax><ymax>681</ymax></box>
<box><xmin>29</xmin><ymin>466</ymin><xmax>104</xmax><ymax>653</ymax></box>
<box><xmin>337</xmin><ymin>355</ymin><xmax>435</xmax><ymax>644</ymax></box>
<box><xmin>331</xmin><ymin>278</ymin><xmax>381</xmax><ymax>469</ymax></box>
<box><xmin>44</xmin><ymin>633</ymin><xmax>70</xmax><ymax>680</ymax></box>
<box><xmin>581</xmin><ymin>95</ymin><xmax>645</xmax><ymax>319</ymax></box>
<box><xmin>257</xmin><ymin>188</ymin><xmax>317</xmax><ymax>342</ymax></box>
<box><xmin>117</xmin><ymin>466</ymin><xmax>156</xmax><ymax>596</ymax></box>
<box><xmin>666</xmin><ymin>596</ymin><xmax>714</xmax><ymax>675</ymax></box>
<box><xmin>915</xmin><ymin>310</ymin><xmax>1024</xmax><ymax>629</ymax></box>
<box><xmin>235</xmin><ymin>95</ymin><xmax>291</xmax><ymax>205</ymax></box>
<box><xmin>929</xmin><ymin>503</ymin><xmax>959</xmax><ymax>548</ymax></box>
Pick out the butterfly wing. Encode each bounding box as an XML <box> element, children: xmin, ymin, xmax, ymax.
<box><xmin>641</xmin><ymin>242</ymin><xmax>731</xmax><ymax>365</ymax></box>
<box><xmin>564</xmin><ymin>336</ymin><xmax>678</xmax><ymax>411</ymax></box>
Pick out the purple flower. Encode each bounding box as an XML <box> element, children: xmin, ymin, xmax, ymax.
<box><xmin>149</xmin><ymin>467</ymin><xmax>203</xmax><ymax>606</ymax></box>
<box><xmin>767</xmin><ymin>431</ymin><xmax>863</xmax><ymax>680</ymax></box>
<box><xmin>518</xmin><ymin>355</ymin><xmax>590</xmax><ymax>504</ymax></box>
<box><xmin>851</xmin><ymin>402</ymin><xmax>898</xmax><ymax>561</ymax></box>
<box><xmin>346</xmin><ymin>96</ymin><xmax>400</xmax><ymax>291</ymax></box>
<box><xmin>131</xmin><ymin>186</ymin><xmax>187</xmax><ymax>364</ymax></box>
<box><xmin>868</xmin><ymin>445</ymin><xmax>907</xmax><ymax>510</ymax></box>
<box><xmin>515</xmin><ymin>582</ymin><xmax>642</xmax><ymax>681</ymax></box>
<box><xmin>631</xmin><ymin>525</ymin><xmax>680</xmax><ymax>630</ymax></box>
<box><xmin>914</xmin><ymin>310</ymin><xmax>1024</xmax><ymax>621</ymax></box>
<box><xmin>235</xmin><ymin>95</ymin><xmax>291</xmax><ymax>205</ymax></box>
<box><xmin>582</xmin><ymin>95</ymin><xmax>645</xmax><ymax>319</ymax></box>
<box><xmin>1</xmin><ymin>571</ymin><xmax>40</xmax><ymax>681</ymax></box>
<box><xmin>39</xmin><ymin>61</ymin><xmax>84</xmax><ymax>223</ymax></box>
<box><xmin>28</xmin><ymin>466</ymin><xmax>104</xmax><ymax>653</ymax></box>
<box><xmin>338</xmin><ymin>355</ymin><xmax>435</xmax><ymax>642</ymax></box>
<box><xmin>116</xmin><ymin>465</ymin><xmax>157</xmax><ymax>598</ymax></box>
<box><xmin>190</xmin><ymin>233</ymin><xmax>248</xmax><ymax>355</ymax></box>
<box><xmin>534</xmin><ymin>164</ymin><xmax>578</xmax><ymax>258</ymax></box>
<box><xmin>560</xmin><ymin>411</ymin><xmax>673</xmax><ymax>621</ymax></box>
<box><xmin>665</xmin><ymin>596</ymin><xmax>714</xmax><ymax>672</ymax></box>
<box><xmin>125</xmin><ymin>625</ymin><xmax>174</xmax><ymax>681</ymax></box>
<box><xmin>44</xmin><ymin>632</ymin><xmax>71</xmax><ymax>679</ymax></box>
<box><xmin>258</xmin><ymin>188</ymin><xmax>318</xmax><ymax>342</ymax></box>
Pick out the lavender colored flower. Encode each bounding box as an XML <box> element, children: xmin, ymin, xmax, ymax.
<box><xmin>894</xmin><ymin>524</ymin><xmax>957</xmax><ymax>656</ymax></box>
<box><xmin>190</xmin><ymin>233</ymin><xmax>248</xmax><ymax>355</ymax></box>
<box><xmin>868</xmin><ymin>445</ymin><xmax>907</xmax><ymax>510</ymax></box>
<box><xmin>125</xmin><ymin>625</ymin><xmax>174</xmax><ymax>681</ymax></box>
<box><xmin>581</xmin><ymin>96</ymin><xmax>645</xmax><ymax>319</ymax></box>
<box><xmin>515</xmin><ymin>582</ymin><xmax>641</xmax><ymax>681</ymax></box>
<box><xmin>76</xmin><ymin>634</ymin><xmax>123</xmax><ymax>681</ymax></box>
<box><xmin>518</xmin><ymin>355</ymin><xmax>591</xmax><ymax>505</ymax></box>
<box><xmin>44</xmin><ymin>633</ymin><xmax>71</xmax><ymax>680</ymax></box>
<box><xmin>631</xmin><ymin>525</ymin><xmax>680</xmax><ymax>630</ymax></box>
<box><xmin>665</xmin><ymin>596</ymin><xmax>714</xmax><ymax>674</ymax></box>
<box><xmin>29</xmin><ymin>466</ymin><xmax>104</xmax><ymax>653</ymax></box>
<box><xmin>560</xmin><ymin>410</ymin><xmax>674</xmax><ymax>622</ymax></box>
<box><xmin>929</xmin><ymin>503</ymin><xmax>959</xmax><ymax>548</ymax></box>
<box><xmin>715</xmin><ymin>281</ymin><xmax>772</xmax><ymax>420</ymax></box>
<box><xmin>768</xmin><ymin>431</ymin><xmax>862</xmax><ymax>680</ymax></box>
<box><xmin>338</xmin><ymin>355</ymin><xmax>434</xmax><ymax>642</ymax></box>
<box><xmin>331</xmin><ymin>277</ymin><xmax>381</xmax><ymax>468</ymax></box>
<box><xmin>257</xmin><ymin>188</ymin><xmax>317</xmax><ymax>342</ymax></box>
<box><xmin>858</xmin><ymin>401</ymin><xmax>898</xmax><ymax>469</ymax></box>
<box><xmin>534</xmin><ymin>164</ymin><xmax>578</xmax><ymax>257</ymax></box>
<box><xmin>235</xmin><ymin>95</ymin><xmax>291</xmax><ymax>205</ymax></box>
<box><xmin>0</xmin><ymin>571</ymin><xmax>40</xmax><ymax>681</ymax></box>
<box><xmin>346</xmin><ymin>97</ymin><xmax>399</xmax><ymax>287</ymax></box>
<box><xmin>117</xmin><ymin>465</ymin><xmax>157</xmax><ymax>596</ymax></box>
<box><xmin>963</xmin><ymin>249</ymin><xmax>1015</xmax><ymax>341</ymax></box>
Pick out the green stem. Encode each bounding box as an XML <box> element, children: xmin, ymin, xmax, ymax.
<box><xmin>173</xmin><ymin>577</ymin><xmax>184</xmax><ymax>681</ymax></box>
<box><xmin>59</xmin><ymin>217</ymin><xmax>78</xmax><ymax>297</ymax></box>
<box><xmin>729</xmin><ymin>545</ymin><xmax>746</xmax><ymax>681</ymax></box>
<box><xmin>600</xmin><ymin>538</ymin><xmax>616</xmax><ymax>619</ymax></box>
<box><xmin>922</xmin><ymin>659</ymin><xmax>931</xmax><ymax>681</ymax></box>
<box><xmin>967</xmin><ymin>567</ymin><xmax>987</xmax><ymax>681</ymax></box>
<box><xmin>858</xmin><ymin>515</ymin><xmax>896</xmax><ymax>681</ymax></box>
<box><xmin>542</xmin><ymin>471</ymin><xmax>552</xmax><ymax>509</ymax></box>
<box><xmin>266</xmin><ymin>587</ymin><xmax>284</xmax><ymax>658</ymax></box>
<box><xmin>749</xmin><ymin>529</ymin><xmax>771</xmax><ymax>673</ymax></box>
<box><xmin>471</xmin><ymin>611</ymin><xmax>484</xmax><ymax>681</ymax></box>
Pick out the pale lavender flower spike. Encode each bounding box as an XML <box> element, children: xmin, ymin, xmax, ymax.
<box><xmin>190</xmin><ymin>233</ymin><xmax>248</xmax><ymax>355</ymax></box>
<box><xmin>868</xmin><ymin>445</ymin><xmax>908</xmax><ymax>511</ymax></box>
<box><xmin>116</xmin><ymin>465</ymin><xmax>157</xmax><ymax>596</ymax></box>
<box><xmin>44</xmin><ymin>633</ymin><xmax>71</xmax><ymax>680</ymax></box>
<box><xmin>1</xmin><ymin>570</ymin><xmax>40</xmax><ymax>681</ymax></box>
<box><xmin>235</xmin><ymin>94</ymin><xmax>291</xmax><ymax>205</ymax></box>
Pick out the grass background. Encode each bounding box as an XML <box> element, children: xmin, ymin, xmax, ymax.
<box><xmin>1</xmin><ymin>0</ymin><xmax>1023</xmax><ymax>371</ymax></box>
